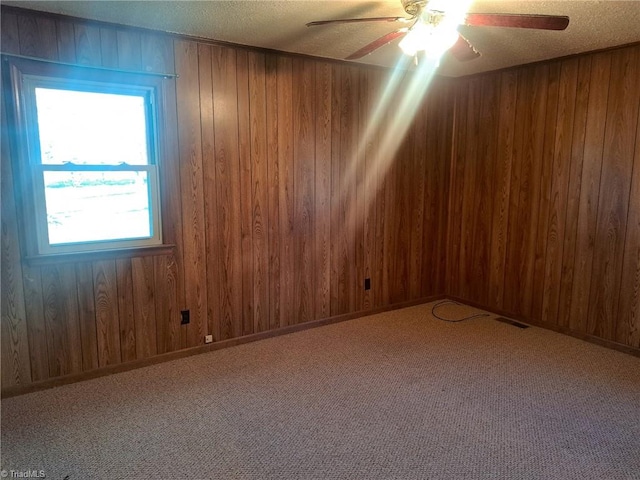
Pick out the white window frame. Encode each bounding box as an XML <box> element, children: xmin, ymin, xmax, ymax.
<box><xmin>4</xmin><ymin>56</ymin><xmax>167</xmax><ymax>260</ymax></box>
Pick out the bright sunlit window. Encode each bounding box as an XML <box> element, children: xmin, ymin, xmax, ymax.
<box><xmin>6</xmin><ymin>57</ymin><xmax>165</xmax><ymax>257</ymax></box>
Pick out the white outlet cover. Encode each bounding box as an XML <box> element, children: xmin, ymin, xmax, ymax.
<box><xmin>205</xmin><ymin>335</ymin><xmax>213</xmax><ymax>344</ymax></box>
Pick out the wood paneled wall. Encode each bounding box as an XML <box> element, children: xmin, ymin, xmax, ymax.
<box><xmin>447</xmin><ymin>44</ymin><xmax>640</xmax><ymax>350</ymax></box>
<box><xmin>1</xmin><ymin>8</ymin><xmax>452</xmax><ymax>391</ymax></box>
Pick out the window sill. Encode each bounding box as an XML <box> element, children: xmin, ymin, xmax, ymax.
<box><xmin>24</xmin><ymin>244</ymin><xmax>176</xmax><ymax>267</ymax></box>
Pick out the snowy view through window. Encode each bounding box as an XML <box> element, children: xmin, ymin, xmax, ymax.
<box><xmin>35</xmin><ymin>88</ymin><xmax>152</xmax><ymax>245</ymax></box>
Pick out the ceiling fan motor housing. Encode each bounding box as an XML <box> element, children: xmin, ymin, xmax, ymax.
<box><xmin>402</xmin><ymin>0</ymin><xmax>428</xmax><ymax>17</ymax></box>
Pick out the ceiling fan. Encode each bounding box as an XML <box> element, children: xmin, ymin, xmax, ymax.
<box><xmin>306</xmin><ymin>0</ymin><xmax>569</xmax><ymax>62</ymax></box>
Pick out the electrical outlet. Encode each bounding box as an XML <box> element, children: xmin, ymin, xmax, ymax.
<box><xmin>364</xmin><ymin>278</ymin><xmax>371</xmax><ymax>290</ymax></box>
<box><xmin>180</xmin><ymin>310</ymin><xmax>190</xmax><ymax>325</ymax></box>
<box><xmin>205</xmin><ymin>334</ymin><xmax>213</xmax><ymax>344</ymax></box>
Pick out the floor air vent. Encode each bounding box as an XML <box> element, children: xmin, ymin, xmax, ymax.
<box><xmin>494</xmin><ymin>317</ymin><xmax>530</xmax><ymax>329</ymax></box>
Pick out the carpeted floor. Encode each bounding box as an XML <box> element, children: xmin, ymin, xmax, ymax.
<box><xmin>2</xmin><ymin>301</ymin><xmax>639</xmax><ymax>479</ymax></box>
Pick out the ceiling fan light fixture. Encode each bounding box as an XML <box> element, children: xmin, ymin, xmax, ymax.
<box><xmin>398</xmin><ymin>19</ymin><xmax>459</xmax><ymax>58</ymax></box>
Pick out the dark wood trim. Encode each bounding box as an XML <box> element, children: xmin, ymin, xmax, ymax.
<box><xmin>446</xmin><ymin>295</ymin><xmax>640</xmax><ymax>359</ymax></box>
<box><xmin>1</xmin><ymin>294</ymin><xmax>446</xmax><ymax>398</ymax></box>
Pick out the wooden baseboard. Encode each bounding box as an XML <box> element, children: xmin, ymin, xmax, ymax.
<box><xmin>445</xmin><ymin>295</ymin><xmax>640</xmax><ymax>359</ymax></box>
<box><xmin>1</xmin><ymin>294</ymin><xmax>446</xmax><ymax>398</ymax></box>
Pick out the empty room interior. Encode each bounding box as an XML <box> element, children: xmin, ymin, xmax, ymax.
<box><xmin>1</xmin><ymin>1</ymin><xmax>639</xmax><ymax>478</ymax></box>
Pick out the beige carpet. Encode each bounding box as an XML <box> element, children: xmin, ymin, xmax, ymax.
<box><xmin>2</xmin><ymin>301</ymin><xmax>639</xmax><ymax>479</ymax></box>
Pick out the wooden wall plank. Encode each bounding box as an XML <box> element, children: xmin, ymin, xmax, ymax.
<box><xmin>154</xmin><ymin>255</ymin><xmax>181</xmax><ymax>354</ymax></box>
<box><xmin>93</xmin><ymin>260</ymin><xmax>121</xmax><ymax>367</ymax></box>
<box><xmin>471</xmin><ymin>75</ymin><xmax>499</xmax><ymax>305</ymax></box>
<box><xmin>212</xmin><ymin>45</ymin><xmax>243</xmax><ymax>339</ymax></box>
<box><xmin>617</xmin><ymin>51</ymin><xmax>640</xmax><ymax>347</ymax></box>
<box><xmin>116</xmin><ymin>259</ymin><xmax>136</xmax><ymax>363</ymax></box>
<box><xmin>531</xmin><ymin>63</ymin><xmax>560</xmax><ymax>323</ymax></box>
<box><xmin>330</xmin><ymin>64</ymin><xmax>346</xmax><ymax>314</ymax></box>
<box><xmin>587</xmin><ymin>47</ymin><xmax>640</xmax><ymax>340</ymax></box>
<box><xmin>1</xmin><ymin>12</ymin><xmax>20</xmax><ymax>54</ymax></box>
<box><xmin>408</xmin><ymin>86</ymin><xmax>427</xmax><ymax>301</ymax></box>
<box><xmin>237</xmin><ymin>50</ymin><xmax>254</xmax><ymax>336</ymax></box>
<box><xmin>74</xmin><ymin>24</ymin><xmax>102</xmax><ymax>66</ymax></box>
<box><xmin>141</xmin><ymin>34</ymin><xmax>175</xmax><ymax>74</ymax></box>
<box><xmin>56</xmin><ymin>19</ymin><xmax>77</xmax><ymax>63</ymax></box>
<box><xmin>568</xmin><ymin>53</ymin><xmax>610</xmax><ymax>333</ymax></box>
<box><xmin>99</xmin><ymin>28</ymin><xmax>118</xmax><ymax>68</ymax></box>
<box><xmin>132</xmin><ymin>257</ymin><xmax>157</xmax><ymax>359</ymax></box>
<box><xmin>446</xmin><ymin>82</ymin><xmax>469</xmax><ymax>297</ymax></box>
<box><xmin>18</xmin><ymin>14</ymin><xmax>58</xmax><ymax>59</ymax></box>
<box><xmin>265</xmin><ymin>54</ymin><xmax>281</xmax><ymax>331</ymax></box>
<box><xmin>75</xmin><ymin>263</ymin><xmax>98</xmax><ymax>371</ymax></box>
<box><xmin>175</xmin><ymin>39</ymin><xmax>208</xmax><ymax>347</ymax></box>
<box><xmin>248</xmin><ymin>51</ymin><xmax>270</xmax><ymax>332</ymax></box>
<box><xmin>116</xmin><ymin>29</ymin><xmax>142</xmax><ymax>70</ymax></box>
<box><xmin>42</xmin><ymin>265</ymin><xmax>83</xmax><ymax>377</ymax></box>
<box><xmin>489</xmin><ymin>70</ymin><xmax>517</xmax><ymax>310</ymax></box>
<box><xmin>541</xmin><ymin>58</ymin><xmax>579</xmax><ymax>326</ymax></box>
<box><xmin>277</xmin><ymin>56</ymin><xmax>295</xmax><ymax>325</ymax></box>
<box><xmin>293</xmin><ymin>58</ymin><xmax>316</xmax><ymax>324</ymax></box>
<box><xmin>557</xmin><ymin>57</ymin><xmax>592</xmax><ymax>327</ymax></box>
<box><xmin>1</xmin><ymin>94</ymin><xmax>31</xmax><ymax>388</ymax></box>
<box><xmin>314</xmin><ymin>61</ymin><xmax>332</xmax><ymax>318</ymax></box>
<box><xmin>199</xmin><ymin>43</ymin><xmax>220</xmax><ymax>341</ymax></box>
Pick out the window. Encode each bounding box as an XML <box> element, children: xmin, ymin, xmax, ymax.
<box><xmin>4</xmin><ymin>56</ymin><xmax>169</xmax><ymax>260</ymax></box>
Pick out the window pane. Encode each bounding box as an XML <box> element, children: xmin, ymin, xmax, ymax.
<box><xmin>35</xmin><ymin>88</ymin><xmax>149</xmax><ymax>165</ymax></box>
<box><xmin>43</xmin><ymin>170</ymin><xmax>152</xmax><ymax>245</ymax></box>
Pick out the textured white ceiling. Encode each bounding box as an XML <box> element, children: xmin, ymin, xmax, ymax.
<box><xmin>3</xmin><ymin>1</ymin><xmax>640</xmax><ymax>76</ymax></box>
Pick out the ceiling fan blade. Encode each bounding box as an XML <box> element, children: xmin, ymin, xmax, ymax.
<box><xmin>306</xmin><ymin>16</ymin><xmax>412</xmax><ymax>27</ymax></box>
<box><xmin>449</xmin><ymin>34</ymin><xmax>481</xmax><ymax>62</ymax></box>
<box><xmin>346</xmin><ymin>29</ymin><xmax>408</xmax><ymax>60</ymax></box>
<box><xmin>464</xmin><ymin>13</ymin><xmax>569</xmax><ymax>30</ymax></box>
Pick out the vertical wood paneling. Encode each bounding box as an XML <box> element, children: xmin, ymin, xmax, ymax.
<box><xmin>93</xmin><ymin>260</ymin><xmax>121</xmax><ymax>367</ymax></box>
<box><xmin>132</xmin><ymin>257</ymin><xmax>157</xmax><ymax>359</ymax></box>
<box><xmin>293</xmin><ymin>59</ymin><xmax>316</xmax><ymax>324</ymax></box>
<box><xmin>248</xmin><ymin>51</ymin><xmax>270</xmax><ymax>332</ymax></box>
<box><xmin>237</xmin><ymin>51</ymin><xmax>254</xmax><ymax>336</ymax></box>
<box><xmin>175</xmin><ymin>39</ymin><xmax>208</xmax><ymax>347</ymax></box>
<box><xmin>74</xmin><ymin>24</ymin><xmax>102</xmax><ymax>66</ymax></box>
<box><xmin>17</xmin><ymin>14</ymin><xmax>58</xmax><ymax>59</ymax></box>
<box><xmin>266</xmin><ymin>54</ymin><xmax>281</xmax><ymax>331</ymax></box>
<box><xmin>116</xmin><ymin>259</ymin><xmax>136</xmax><ymax>363</ymax></box>
<box><xmin>314</xmin><ymin>62</ymin><xmax>332</xmax><ymax>318</ymax></box>
<box><xmin>154</xmin><ymin>255</ymin><xmax>181</xmax><ymax>354</ymax></box>
<box><xmin>489</xmin><ymin>70</ymin><xmax>517</xmax><ymax>310</ymax></box>
<box><xmin>199</xmin><ymin>43</ymin><xmax>220</xmax><ymax>341</ymax></box>
<box><xmin>531</xmin><ymin>63</ymin><xmax>560</xmax><ymax>322</ymax></box>
<box><xmin>99</xmin><ymin>28</ymin><xmax>118</xmax><ymax>68</ymax></box>
<box><xmin>1</xmin><ymin>92</ymin><xmax>31</xmax><ymax>388</ymax></box>
<box><xmin>41</xmin><ymin>265</ymin><xmax>82</xmax><ymax>377</ymax></box>
<box><xmin>141</xmin><ymin>34</ymin><xmax>174</xmax><ymax>74</ymax></box>
<box><xmin>212</xmin><ymin>45</ymin><xmax>243</xmax><ymax>339</ymax></box>
<box><xmin>116</xmin><ymin>30</ymin><xmax>142</xmax><ymax>70</ymax></box>
<box><xmin>56</xmin><ymin>20</ymin><xmax>77</xmax><ymax>63</ymax></box>
<box><xmin>568</xmin><ymin>53</ymin><xmax>610</xmax><ymax>333</ymax></box>
<box><xmin>75</xmin><ymin>262</ymin><xmax>99</xmax><ymax>371</ymax></box>
<box><xmin>587</xmin><ymin>47</ymin><xmax>640</xmax><ymax>340</ymax></box>
<box><xmin>557</xmin><ymin>57</ymin><xmax>592</xmax><ymax>327</ymax></box>
<box><xmin>448</xmin><ymin>44</ymin><xmax>640</xmax><ymax>354</ymax></box>
<box><xmin>541</xmin><ymin>58</ymin><xmax>579</xmax><ymax>326</ymax></box>
<box><xmin>1</xmin><ymin>12</ymin><xmax>20</xmax><ymax>54</ymax></box>
<box><xmin>18</xmin><ymin>8</ymin><xmax>640</xmax><ymax>392</ymax></box>
<box><xmin>277</xmin><ymin>56</ymin><xmax>295</xmax><ymax>325</ymax></box>
<box><xmin>617</xmin><ymin>78</ymin><xmax>640</xmax><ymax>347</ymax></box>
